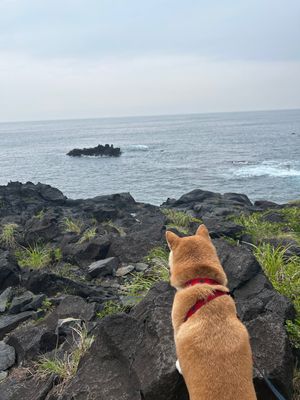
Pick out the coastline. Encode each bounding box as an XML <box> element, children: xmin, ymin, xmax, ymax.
<box><xmin>0</xmin><ymin>181</ymin><xmax>299</xmax><ymax>399</ymax></box>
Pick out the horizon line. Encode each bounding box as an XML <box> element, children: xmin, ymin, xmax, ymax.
<box><xmin>1</xmin><ymin>106</ymin><xmax>300</xmax><ymax>125</ymax></box>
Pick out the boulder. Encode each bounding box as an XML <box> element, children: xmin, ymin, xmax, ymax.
<box><xmin>0</xmin><ymin>252</ymin><xmax>20</xmax><ymax>291</ymax></box>
<box><xmin>57</xmin><ymin>282</ymin><xmax>187</xmax><ymax>400</ymax></box>
<box><xmin>0</xmin><ymin>311</ymin><xmax>35</xmax><ymax>340</ymax></box>
<box><xmin>23</xmin><ymin>271</ymin><xmax>112</xmax><ymax>299</ymax></box>
<box><xmin>8</xmin><ymin>291</ymin><xmax>45</xmax><ymax>314</ymax></box>
<box><xmin>0</xmin><ymin>288</ymin><xmax>13</xmax><ymax>313</ymax></box>
<box><xmin>87</xmin><ymin>257</ymin><xmax>119</xmax><ymax>278</ymax></box>
<box><xmin>62</xmin><ymin>236</ymin><xmax>111</xmax><ymax>267</ymax></box>
<box><xmin>0</xmin><ymin>341</ymin><xmax>15</xmax><ymax>371</ymax></box>
<box><xmin>115</xmin><ymin>265</ymin><xmax>135</xmax><ymax>277</ymax></box>
<box><xmin>6</xmin><ymin>324</ymin><xmax>59</xmax><ymax>364</ymax></box>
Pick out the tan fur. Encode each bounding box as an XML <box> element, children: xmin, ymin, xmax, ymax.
<box><xmin>166</xmin><ymin>225</ymin><xmax>257</xmax><ymax>400</ymax></box>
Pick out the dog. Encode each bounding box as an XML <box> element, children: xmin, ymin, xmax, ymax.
<box><xmin>166</xmin><ymin>224</ymin><xmax>257</xmax><ymax>400</ymax></box>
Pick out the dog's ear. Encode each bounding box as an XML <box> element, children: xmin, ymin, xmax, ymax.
<box><xmin>196</xmin><ymin>224</ymin><xmax>210</xmax><ymax>238</ymax></box>
<box><xmin>166</xmin><ymin>231</ymin><xmax>179</xmax><ymax>249</ymax></box>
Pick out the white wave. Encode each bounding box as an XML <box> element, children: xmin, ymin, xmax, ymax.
<box><xmin>231</xmin><ymin>161</ymin><xmax>300</xmax><ymax>178</ymax></box>
<box><xmin>125</xmin><ymin>144</ymin><xmax>149</xmax><ymax>151</ymax></box>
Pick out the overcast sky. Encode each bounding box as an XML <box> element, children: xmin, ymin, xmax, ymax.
<box><xmin>0</xmin><ymin>0</ymin><xmax>299</xmax><ymax>122</ymax></box>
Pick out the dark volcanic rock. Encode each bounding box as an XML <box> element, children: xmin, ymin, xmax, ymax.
<box><xmin>67</xmin><ymin>143</ymin><xmax>121</xmax><ymax>157</ymax></box>
<box><xmin>0</xmin><ymin>341</ymin><xmax>15</xmax><ymax>371</ymax></box>
<box><xmin>23</xmin><ymin>271</ymin><xmax>112</xmax><ymax>299</ymax></box>
<box><xmin>0</xmin><ymin>252</ymin><xmax>20</xmax><ymax>291</ymax></box>
<box><xmin>162</xmin><ymin>188</ymin><xmax>253</xmax><ymax>219</ymax></box>
<box><xmin>0</xmin><ymin>311</ymin><xmax>35</xmax><ymax>340</ymax></box>
<box><xmin>87</xmin><ymin>257</ymin><xmax>119</xmax><ymax>278</ymax></box>
<box><xmin>0</xmin><ymin>288</ymin><xmax>13</xmax><ymax>313</ymax></box>
<box><xmin>58</xmin><ymin>282</ymin><xmax>187</xmax><ymax>400</ymax></box>
<box><xmin>62</xmin><ymin>236</ymin><xmax>111</xmax><ymax>267</ymax></box>
<box><xmin>8</xmin><ymin>291</ymin><xmax>45</xmax><ymax>314</ymax></box>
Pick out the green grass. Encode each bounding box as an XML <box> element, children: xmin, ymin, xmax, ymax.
<box><xmin>35</xmin><ymin>209</ymin><xmax>45</xmax><ymax>220</ymax></box>
<box><xmin>124</xmin><ymin>265</ymin><xmax>169</xmax><ymax>297</ymax></box>
<box><xmin>35</xmin><ymin>323</ymin><xmax>94</xmax><ymax>381</ymax></box>
<box><xmin>162</xmin><ymin>208</ymin><xmax>202</xmax><ymax>234</ymax></box>
<box><xmin>78</xmin><ymin>227</ymin><xmax>97</xmax><ymax>244</ymax></box>
<box><xmin>96</xmin><ymin>300</ymin><xmax>128</xmax><ymax>319</ymax></box>
<box><xmin>253</xmin><ymin>243</ymin><xmax>300</xmax><ymax>349</ymax></box>
<box><xmin>234</xmin><ymin>207</ymin><xmax>300</xmax><ymax>243</ymax></box>
<box><xmin>234</xmin><ymin>213</ymin><xmax>283</xmax><ymax>242</ymax></box>
<box><xmin>0</xmin><ymin>223</ymin><xmax>19</xmax><ymax>248</ymax></box>
<box><xmin>143</xmin><ymin>246</ymin><xmax>169</xmax><ymax>266</ymax></box>
<box><xmin>62</xmin><ymin>217</ymin><xmax>83</xmax><ymax>235</ymax></box>
<box><xmin>103</xmin><ymin>220</ymin><xmax>125</xmax><ymax>236</ymax></box>
<box><xmin>15</xmin><ymin>244</ymin><xmax>62</xmax><ymax>269</ymax></box>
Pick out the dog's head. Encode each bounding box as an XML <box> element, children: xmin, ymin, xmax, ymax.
<box><xmin>166</xmin><ymin>224</ymin><xmax>227</xmax><ymax>289</ymax></box>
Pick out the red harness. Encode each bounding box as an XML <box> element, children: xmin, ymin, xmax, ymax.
<box><xmin>184</xmin><ymin>277</ymin><xmax>229</xmax><ymax>321</ymax></box>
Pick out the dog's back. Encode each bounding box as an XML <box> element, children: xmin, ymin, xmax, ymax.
<box><xmin>166</xmin><ymin>225</ymin><xmax>257</xmax><ymax>400</ymax></box>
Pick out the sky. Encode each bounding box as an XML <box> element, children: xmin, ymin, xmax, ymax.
<box><xmin>0</xmin><ymin>0</ymin><xmax>299</xmax><ymax>122</ymax></box>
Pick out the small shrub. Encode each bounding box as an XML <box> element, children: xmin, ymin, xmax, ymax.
<box><xmin>0</xmin><ymin>223</ymin><xmax>19</xmax><ymax>248</ymax></box>
<box><xmin>78</xmin><ymin>227</ymin><xmax>97</xmax><ymax>244</ymax></box>
<box><xmin>62</xmin><ymin>217</ymin><xmax>83</xmax><ymax>234</ymax></box>
<box><xmin>35</xmin><ymin>323</ymin><xmax>94</xmax><ymax>382</ymax></box>
<box><xmin>162</xmin><ymin>208</ymin><xmax>202</xmax><ymax>234</ymax></box>
<box><xmin>96</xmin><ymin>300</ymin><xmax>128</xmax><ymax>319</ymax></box>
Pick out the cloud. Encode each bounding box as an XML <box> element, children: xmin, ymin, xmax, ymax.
<box><xmin>0</xmin><ymin>53</ymin><xmax>299</xmax><ymax>121</ymax></box>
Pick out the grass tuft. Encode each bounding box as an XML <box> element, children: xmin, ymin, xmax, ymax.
<box><xmin>15</xmin><ymin>244</ymin><xmax>62</xmax><ymax>269</ymax></box>
<box><xmin>162</xmin><ymin>208</ymin><xmax>202</xmax><ymax>234</ymax></box>
<box><xmin>78</xmin><ymin>227</ymin><xmax>97</xmax><ymax>244</ymax></box>
<box><xmin>144</xmin><ymin>246</ymin><xmax>169</xmax><ymax>265</ymax></box>
<box><xmin>35</xmin><ymin>323</ymin><xmax>94</xmax><ymax>382</ymax></box>
<box><xmin>234</xmin><ymin>207</ymin><xmax>300</xmax><ymax>243</ymax></box>
<box><xmin>124</xmin><ymin>265</ymin><xmax>169</xmax><ymax>297</ymax></box>
<box><xmin>0</xmin><ymin>223</ymin><xmax>19</xmax><ymax>248</ymax></box>
<box><xmin>62</xmin><ymin>217</ymin><xmax>83</xmax><ymax>235</ymax></box>
<box><xmin>103</xmin><ymin>220</ymin><xmax>125</xmax><ymax>236</ymax></box>
<box><xmin>96</xmin><ymin>300</ymin><xmax>128</xmax><ymax>319</ymax></box>
<box><xmin>253</xmin><ymin>243</ymin><xmax>300</xmax><ymax>349</ymax></box>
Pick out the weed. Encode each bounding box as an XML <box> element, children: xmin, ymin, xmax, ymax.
<box><xmin>15</xmin><ymin>244</ymin><xmax>62</xmax><ymax>269</ymax></box>
<box><xmin>124</xmin><ymin>265</ymin><xmax>169</xmax><ymax>297</ymax></box>
<box><xmin>0</xmin><ymin>223</ymin><xmax>19</xmax><ymax>248</ymax></box>
<box><xmin>15</xmin><ymin>244</ymin><xmax>52</xmax><ymax>269</ymax></box>
<box><xmin>253</xmin><ymin>243</ymin><xmax>300</xmax><ymax>348</ymax></box>
<box><xmin>96</xmin><ymin>300</ymin><xmax>128</xmax><ymax>319</ymax></box>
<box><xmin>144</xmin><ymin>246</ymin><xmax>169</xmax><ymax>266</ymax></box>
<box><xmin>62</xmin><ymin>217</ymin><xmax>83</xmax><ymax>235</ymax></box>
<box><xmin>104</xmin><ymin>220</ymin><xmax>125</xmax><ymax>236</ymax></box>
<box><xmin>35</xmin><ymin>323</ymin><xmax>94</xmax><ymax>382</ymax></box>
<box><xmin>35</xmin><ymin>209</ymin><xmax>45</xmax><ymax>220</ymax></box>
<box><xmin>78</xmin><ymin>227</ymin><xmax>97</xmax><ymax>244</ymax></box>
<box><xmin>235</xmin><ymin>207</ymin><xmax>300</xmax><ymax>243</ymax></box>
<box><xmin>162</xmin><ymin>208</ymin><xmax>202</xmax><ymax>234</ymax></box>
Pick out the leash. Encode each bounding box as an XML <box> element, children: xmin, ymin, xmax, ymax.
<box><xmin>230</xmin><ymin>291</ymin><xmax>287</xmax><ymax>400</ymax></box>
<box><xmin>253</xmin><ymin>358</ymin><xmax>287</xmax><ymax>400</ymax></box>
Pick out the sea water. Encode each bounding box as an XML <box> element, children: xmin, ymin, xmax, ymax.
<box><xmin>0</xmin><ymin>109</ymin><xmax>299</xmax><ymax>205</ymax></box>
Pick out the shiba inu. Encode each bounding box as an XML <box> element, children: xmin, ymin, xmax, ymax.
<box><xmin>166</xmin><ymin>224</ymin><xmax>257</xmax><ymax>400</ymax></box>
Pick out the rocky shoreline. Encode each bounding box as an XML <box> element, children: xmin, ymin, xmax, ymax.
<box><xmin>0</xmin><ymin>181</ymin><xmax>299</xmax><ymax>399</ymax></box>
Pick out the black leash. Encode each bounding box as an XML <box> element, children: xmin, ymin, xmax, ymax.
<box><xmin>253</xmin><ymin>358</ymin><xmax>287</xmax><ymax>400</ymax></box>
<box><xmin>229</xmin><ymin>291</ymin><xmax>287</xmax><ymax>400</ymax></box>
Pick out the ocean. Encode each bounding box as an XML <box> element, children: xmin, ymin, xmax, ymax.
<box><xmin>0</xmin><ymin>109</ymin><xmax>300</xmax><ymax>205</ymax></box>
